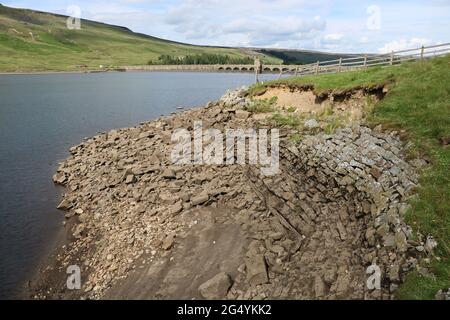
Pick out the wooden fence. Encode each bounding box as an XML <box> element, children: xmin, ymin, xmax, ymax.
<box><xmin>285</xmin><ymin>42</ymin><xmax>450</xmax><ymax>77</ymax></box>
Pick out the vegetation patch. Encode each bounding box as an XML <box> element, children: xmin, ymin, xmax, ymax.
<box><xmin>245</xmin><ymin>97</ymin><xmax>278</xmax><ymax>113</ymax></box>
<box><xmin>270</xmin><ymin>113</ymin><xmax>303</xmax><ymax>128</ymax></box>
<box><xmin>148</xmin><ymin>53</ymin><xmax>255</xmax><ymax>65</ymax></box>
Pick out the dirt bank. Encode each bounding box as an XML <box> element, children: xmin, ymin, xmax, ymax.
<box><xmin>252</xmin><ymin>84</ymin><xmax>387</xmax><ymax>121</ymax></box>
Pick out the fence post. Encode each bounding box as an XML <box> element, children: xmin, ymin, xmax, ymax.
<box><xmin>363</xmin><ymin>54</ymin><xmax>367</xmax><ymax>69</ymax></box>
<box><xmin>420</xmin><ymin>45</ymin><xmax>425</xmax><ymax>60</ymax></box>
<box><xmin>390</xmin><ymin>51</ymin><xmax>394</xmax><ymax>65</ymax></box>
<box><xmin>315</xmin><ymin>61</ymin><xmax>319</xmax><ymax>75</ymax></box>
<box><xmin>295</xmin><ymin>66</ymin><xmax>298</xmax><ymax>77</ymax></box>
<box><xmin>338</xmin><ymin>58</ymin><xmax>342</xmax><ymax>72</ymax></box>
<box><xmin>254</xmin><ymin>58</ymin><xmax>262</xmax><ymax>83</ymax></box>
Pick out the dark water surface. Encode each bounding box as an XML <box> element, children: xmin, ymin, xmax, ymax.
<box><xmin>0</xmin><ymin>71</ymin><xmax>280</xmax><ymax>299</ymax></box>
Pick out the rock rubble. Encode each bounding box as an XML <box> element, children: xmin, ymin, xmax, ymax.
<box><xmin>34</xmin><ymin>86</ymin><xmax>436</xmax><ymax>300</ymax></box>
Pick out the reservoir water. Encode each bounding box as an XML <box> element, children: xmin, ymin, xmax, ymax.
<box><xmin>0</xmin><ymin>71</ymin><xmax>281</xmax><ymax>299</ymax></box>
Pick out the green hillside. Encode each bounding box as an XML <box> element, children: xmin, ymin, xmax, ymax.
<box><xmin>256</xmin><ymin>48</ymin><xmax>358</xmax><ymax>65</ymax></box>
<box><xmin>0</xmin><ymin>4</ymin><xmax>281</xmax><ymax>72</ymax></box>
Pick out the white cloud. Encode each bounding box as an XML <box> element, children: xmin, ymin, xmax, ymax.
<box><xmin>163</xmin><ymin>0</ymin><xmax>326</xmax><ymax>47</ymax></box>
<box><xmin>378</xmin><ymin>38</ymin><xmax>435</xmax><ymax>53</ymax></box>
<box><xmin>323</xmin><ymin>33</ymin><xmax>344</xmax><ymax>42</ymax></box>
<box><xmin>4</xmin><ymin>0</ymin><xmax>450</xmax><ymax>53</ymax></box>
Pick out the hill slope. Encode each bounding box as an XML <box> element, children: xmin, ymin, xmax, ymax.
<box><xmin>256</xmin><ymin>48</ymin><xmax>358</xmax><ymax>65</ymax></box>
<box><xmin>0</xmin><ymin>5</ymin><xmax>281</xmax><ymax>72</ymax></box>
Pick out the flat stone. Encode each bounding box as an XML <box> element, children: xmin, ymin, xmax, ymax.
<box><xmin>383</xmin><ymin>234</ymin><xmax>396</xmax><ymax>247</ymax></box>
<box><xmin>395</xmin><ymin>231</ymin><xmax>407</xmax><ymax>252</ymax></box>
<box><xmin>198</xmin><ymin>272</ymin><xmax>232</xmax><ymax>300</ymax></box>
<box><xmin>52</xmin><ymin>172</ymin><xmax>67</xmax><ymax>184</ymax></box>
<box><xmin>138</xmin><ymin>131</ymin><xmax>154</xmax><ymax>139</ymax></box>
<box><xmin>125</xmin><ymin>174</ymin><xmax>136</xmax><ymax>184</ymax></box>
<box><xmin>376</xmin><ymin>223</ymin><xmax>389</xmax><ymax>237</ymax></box>
<box><xmin>57</xmin><ymin>199</ymin><xmax>72</xmax><ymax>211</ymax></box>
<box><xmin>389</xmin><ymin>264</ymin><xmax>400</xmax><ymax>282</ymax></box>
<box><xmin>269</xmin><ymin>232</ymin><xmax>284</xmax><ymax>241</ymax></box>
<box><xmin>162</xmin><ymin>234</ymin><xmax>175</xmax><ymax>250</ymax></box>
<box><xmin>162</xmin><ymin>168</ymin><xmax>176</xmax><ymax>179</ymax></box>
<box><xmin>235</xmin><ymin>110</ymin><xmax>250</xmax><ymax>119</ymax></box>
<box><xmin>314</xmin><ymin>275</ymin><xmax>326</xmax><ymax>298</ymax></box>
<box><xmin>338</xmin><ymin>176</ymin><xmax>354</xmax><ymax>186</ymax></box>
<box><xmin>191</xmin><ymin>194</ymin><xmax>209</xmax><ymax>206</ymax></box>
<box><xmin>132</xmin><ymin>165</ymin><xmax>159</xmax><ymax>175</ymax></box>
<box><xmin>336</xmin><ymin>221</ymin><xmax>347</xmax><ymax>240</ymax></box>
<box><xmin>245</xmin><ymin>254</ymin><xmax>268</xmax><ymax>286</ymax></box>
<box><xmin>170</xmin><ymin>203</ymin><xmax>183</xmax><ymax>216</ymax></box>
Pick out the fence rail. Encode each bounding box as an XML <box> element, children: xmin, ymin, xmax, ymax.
<box><xmin>286</xmin><ymin>42</ymin><xmax>450</xmax><ymax>78</ymax></box>
<box><xmin>120</xmin><ymin>43</ymin><xmax>450</xmax><ymax>76</ymax></box>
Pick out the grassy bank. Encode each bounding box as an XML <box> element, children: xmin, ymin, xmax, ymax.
<box><xmin>0</xmin><ymin>5</ymin><xmax>281</xmax><ymax>72</ymax></box>
<box><xmin>249</xmin><ymin>55</ymin><xmax>450</xmax><ymax>299</ymax></box>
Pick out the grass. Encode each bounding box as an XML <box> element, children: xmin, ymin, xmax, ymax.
<box><xmin>323</xmin><ymin>117</ymin><xmax>345</xmax><ymax>135</ymax></box>
<box><xmin>0</xmin><ymin>5</ymin><xmax>281</xmax><ymax>72</ymax></box>
<box><xmin>270</xmin><ymin>113</ymin><xmax>303</xmax><ymax>128</ymax></box>
<box><xmin>245</xmin><ymin>97</ymin><xmax>278</xmax><ymax>113</ymax></box>
<box><xmin>248</xmin><ymin>63</ymin><xmax>397</xmax><ymax>97</ymax></box>
<box><xmin>249</xmin><ymin>55</ymin><xmax>450</xmax><ymax>299</ymax></box>
<box><xmin>286</xmin><ymin>106</ymin><xmax>296</xmax><ymax>113</ymax></box>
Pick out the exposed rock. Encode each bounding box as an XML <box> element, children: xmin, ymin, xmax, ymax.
<box><xmin>170</xmin><ymin>203</ymin><xmax>183</xmax><ymax>216</ymax></box>
<box><xmin>52</xmin><ymin>172</ymin><xmax>67</xmax><ymax>185</ymax></box>
<box><xmin>162</xmin><ymin>234</ymin><xmax>176</xmax><ymax>250</ymax></box>
<box><xmin>57</xmin><ymin>199</ymin><xmax>72</xmax><ymax>211</ymax></box>
<box><xmin>162</xmin><ymin>168</ymin><xmax>176</xmax><ymax>179</ymax></box>
<box><xmin>191</xmin><ymin>194</ymin><xmax>209</xmax><ymax>206</ymax></box>
<box><xmin>125</xmin><ymin>174</ymin><xmax>136</xmax><ymax>184</ymax></box>
<box><xmin>235</xmin><ymin>110</ymin><xmax>250</xmax><ymax>120</ymax></box>
<box><xmin>425</xmin><ymin>236</ymin><xmax>438</xmax><ymax>254</ymax></box>
<box><xmin>314</xmin><ymin>275</ymin><xmax>326</xmax><ymax>298</ymax></box>
<box><xmin>435</xmin><ymin>288</ymin><xmax>450</xmax><ymax>300</ymax></box>
<box><xmin>198</xmin><ymin>272</ymin><xmax>232</xmax><ymax>300</ymax></box>
<box><xmin>245</xmin><ymin>254</ymin><xmax>268</xmax><ymax>286</ymax></box>
<box><xmin>304</xmin><ymin>119</ymin><xmax>319</xmax><ymax>129</ymax></box>
<box><xmin>43</xmin><ymin>86</ymin><xmax>424</xmax><ymax>301</ymax></box>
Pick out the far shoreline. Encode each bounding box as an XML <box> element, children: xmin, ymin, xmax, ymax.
<box><xmin>0</xmin><ymin>66</ymin><xmax>288</xmax><ymax>76</ymax></box>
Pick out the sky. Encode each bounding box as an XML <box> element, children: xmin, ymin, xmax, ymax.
<box><xmin>3</xmin><ymin>0</ymin><xmax>450</xmax><ymax>53</ymax></box>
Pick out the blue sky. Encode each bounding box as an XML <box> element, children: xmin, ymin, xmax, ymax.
<box><xmin>3</xmin><ymin>0</ymin><xmax>450</xmax><ymax>53</ymax></box>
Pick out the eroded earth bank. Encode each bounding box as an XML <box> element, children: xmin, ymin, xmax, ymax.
<box><xmin>30</xmin><ymin>86</ymin><xmax>438</xmax><ymax>300</ymax></box>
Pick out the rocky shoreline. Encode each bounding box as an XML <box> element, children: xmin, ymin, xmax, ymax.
<box><xmin>30</xmin><ymin>86</ymin><xmax>437</xmax><ymax>300</ymax></box>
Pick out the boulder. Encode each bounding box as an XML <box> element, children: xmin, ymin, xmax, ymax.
<box><xmin>198</xmin><ymin>272</ymin><xmax>232</xmax><ymax>300</ymax></box>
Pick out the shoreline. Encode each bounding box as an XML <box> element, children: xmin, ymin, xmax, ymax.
<box><xmin>0</xmin><ymin>66</ymin><xmax>286</xmax><ymax>76</ymax></box>
<box><xmin>28</xmin><ymin>85</ymin><xmax>432</xmax><ymax>300</ymax></box>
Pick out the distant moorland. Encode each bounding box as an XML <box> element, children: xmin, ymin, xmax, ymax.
<box><xmin>0</xmin><ymin>4</ymin><xmax>360</xmax><ymax>72</ymax></box>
